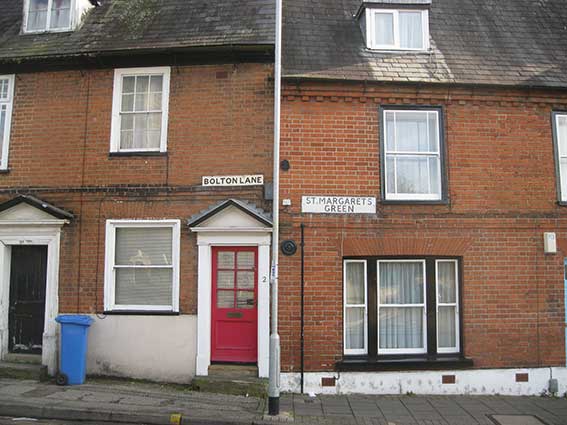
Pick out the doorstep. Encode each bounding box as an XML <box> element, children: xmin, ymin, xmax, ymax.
<box><xmin>0</xmin><ymin>361</ymin><xmax>48</xmax><ymax>381</ymax></box>
<box><xmin>192</xmin><ymin>364</ymin><xmax>268</xmax><ymax>398</ymax></box>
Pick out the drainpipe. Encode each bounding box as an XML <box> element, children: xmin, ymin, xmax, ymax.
<box><xmin>268</xmin><ymin>0</ymin><xmax>282</xmax><ymax>416</ymax></box>
<box><xmin>300</xmin><ymin>223</ymin><xmax>305</xmax><ymax>394</ymax></box>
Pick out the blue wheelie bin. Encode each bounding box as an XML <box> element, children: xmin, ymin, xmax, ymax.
<box><xmin>55</xmin><ymin>315</ymin><xmax>94</xmax><ymax>385</ymax></box>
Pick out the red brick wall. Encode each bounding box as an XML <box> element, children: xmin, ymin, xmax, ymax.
<box><xmin>0</xmin><ymin>63</ymin><xmax>274</xmax><ymax>315</ymax></box>
<box><xmin>279</xmin><ymin>82</ymin><xmax>567</xmax><ymax>372</ymax></box>
<box><xmin>2</xmin><ymin>63</ymin><xmax>273</xmax><ymax>188</ymax></box>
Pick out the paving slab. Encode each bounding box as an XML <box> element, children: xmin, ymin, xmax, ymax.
<box><xmin>490</xmin><ymin>415</ymin><xmax>547</xmax><ymax>425</ymax></box>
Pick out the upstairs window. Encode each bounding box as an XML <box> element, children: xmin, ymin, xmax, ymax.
<box><xmin>25</xmin><ymin>0</ymin><xmax>72</xmax><ymax>32</ymax></box>
<box><xmin>364</xmin><ymin>8</ymin><xmax>429</xmax><ymax>51</ymax></box>
<box><xmin>381</xmin><ymin>107</ymin><xmax>445</xmax><ymax>202</ymax></box>
<box><xmin>23</xmin><ymin>0</ymin><xmax>96</xmax><ymax>34</ymax></box>
<box><xmin>110</xmin><ymin>67</ymin><xmax>171</xmax><ymax>153</ymax></box>
<box><xmin>553</xmin><ymin>112</ymin><xmax>567</xmax><ymax>203</ymax></box>
<box><xmin>0</xmin><ymin>75</ymin><xmax>15</xmax><ymax>171</ymax></box>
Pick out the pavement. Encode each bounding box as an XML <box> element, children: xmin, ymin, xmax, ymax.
<box><xmin>0</xmin><ymin>378</ymin><xmax>567</xmax><ymax>425</ymax></box>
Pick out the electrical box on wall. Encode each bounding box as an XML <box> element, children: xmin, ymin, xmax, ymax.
<box><xmin>544</xmin><ymin>232</ymin><xmax>557</xmax><ymax>254</ymax></box>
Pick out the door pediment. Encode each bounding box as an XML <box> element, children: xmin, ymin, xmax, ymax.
<box><xmin>0</xmin><ymin>195</ymin><xmax>73</xmax><ymax>225</ymax></box>
<box><xmin>189</xmin><ymin>199</ymin><xmax>272</xmax><ymax>232</ymax></box>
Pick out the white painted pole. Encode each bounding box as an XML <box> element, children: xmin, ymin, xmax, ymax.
<box><xmin>268</xmin><ymin>0</ymin><xmax>282</xmax><ymax>416</ymax></box>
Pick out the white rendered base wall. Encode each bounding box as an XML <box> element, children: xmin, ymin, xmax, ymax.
<box><xmin>281</xmin><ymin>368</ymin><xmax>567</xmax><ymax>396</ymax></box>
<box><xmin>86</xmin><ymin>315</ymin><xmax>197</xmax><ymax>383</ymax></box>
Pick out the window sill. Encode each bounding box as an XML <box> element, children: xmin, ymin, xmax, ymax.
<box><xmin>381</xmin><ymin>199</ymin><xmax>449</xmax><ymax>206</ymax></box>
<box><xmin>109</xmin><ymin>152</ymin><xmax>168</xmax><ymax>158</ymax></box>
<box><xmin>0</xmin><ymin>168</ymin><xmax>10</xmax><ymax>174</ymax></box>
<box><xmin>103</xmin><ymin>310</ymin><xmax>179</xmax><ymax>316</ymax></box>
<box><xmin>337</xmin><ymin>355</ymin><xmax>473</xmax><ymax>372</ymax></box>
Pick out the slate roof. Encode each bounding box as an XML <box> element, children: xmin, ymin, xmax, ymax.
<box><xmin>283</xmin><ymin>0</ymin><xmax>567</xmax><ymax>88</ymax></box>
<box><xmin>0</xmin><ymin>0</ymin><xmax>274</xmax><ymax>64</ymax></box>
<box><xmin>188</xmin><ymin>199</ymin><xmax>273</xmax><ymax>227</ymax></box>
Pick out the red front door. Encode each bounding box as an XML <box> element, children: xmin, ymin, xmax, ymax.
<box><xmin>211</xmin><ymin>247</ymin><xmax>258</xmax><ymax>363</ymax></box>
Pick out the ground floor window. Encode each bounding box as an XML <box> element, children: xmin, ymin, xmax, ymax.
<box><xmin>343</xmin><ymin>257</ymin><xmax>461</xmax><ymax>357</ymax></box>
<box><xmin>104</xmin><ymin>220</ymin><xmax>180</xmax><ymax>313</ymax></box>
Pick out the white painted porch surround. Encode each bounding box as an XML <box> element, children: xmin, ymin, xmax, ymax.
<box><xmin>0</xmin><ymin>202</ymin><xmax>69</xmax><ymax>375</ymax></box>
<box><xmin>191</xmin><ymin>205</ymin><xmax>271</xmax><ymax>378</ymax></box>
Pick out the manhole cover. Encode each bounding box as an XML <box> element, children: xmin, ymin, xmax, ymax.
<box><xmin>490</xmin><ymin>415</ymin><xmax>547</xmax><ymax>425</ymax></box>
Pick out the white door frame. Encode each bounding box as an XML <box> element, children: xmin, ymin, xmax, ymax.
<box><xmin>0</xmin><ymin>224</ymin><xmax>64</xmax><ymax>375</ymax></box>
<box><xmin>193</xmin><ymin>231</ymin><xmax>271</xmax><ymax>378</ymax></box>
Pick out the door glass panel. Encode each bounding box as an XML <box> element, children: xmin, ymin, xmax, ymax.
<box><xmin>237</xmin><ymin>251</ymin><xmax>255</xmax><ymax>269</ymax></box>
<box><xmin>236</xmin><ymin>291</ymin><xmax>254</xmax><ymax>309</ymax></box>
<box><xmin>218</xmin><ymin>252</ymin><xmax>235</xmax><ymax>269</ymax></box>
<box><xmin>217</xmin><ymin>290</ymin><xmax>234</xmax><ymax>308</ymax></box>
<box><xmin>217</xmin><ymin>271</ymin><xmax>234</xmax><ymax>289</ymax></box>
<box><xmin>237</xmin><ymin>271</ymin><xmax>254</xmax><ymax>289</ymax></box>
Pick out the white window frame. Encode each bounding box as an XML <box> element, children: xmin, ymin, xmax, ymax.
<box><xmin>343</xmin><ymin>260</ymin><xmax>368</xmax><ymax>355</ymax></box>
<box><xmin>383</xmin><ymin>109</ymin><xmax>442</xmax><ymax>201</ymax></box>
<box><xmin>553</xmin><ymin>112</ymin><xmax>567</xmax><ymax>202</ymax></box>
<box><xmin>104</xmin><ymin>219</ymin><xmax>180</xmax><ymax>312</ymax></box>
<box><xmin>435</xmin><ymin>259</ymin><xmax>460</xmax><ymax>354</ymax></box>
<box><xmin>377</xmin><ymin>259</ymin><xmax>427</xmax><ymax>355</ymax></box>
<box><xmin>0</xmin><ymin>75</ymin><xmax>15</xmax><ymax>171</ymax></box>
<box><xmin>23</xmin><ymin>0</ymin><xmax>76</xmax><ymax>33</ymax></box>
<box><xmin>110</xmin><ymin>67</ymin><xmax>171</xmax><ymax>153</ymax></box>
<box><xmin>366</xmin><ymin>8</ymin><xmax>429</xmax><ymax>51</ymax></box>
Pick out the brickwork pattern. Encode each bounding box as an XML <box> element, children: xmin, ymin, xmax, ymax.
<box><xmin>0</xmin><ymin>63</ymin><xmax>274</xmax><ymax>315</ymax></box>
<box><xmin>279</xmin><ymin>82</ymin><xmax>567</xmax><ymax>372</ymax></box>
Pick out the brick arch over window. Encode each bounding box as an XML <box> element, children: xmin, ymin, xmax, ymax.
<box><xmin>342</xmin><ymin>237</ymin><xmax>472</xmax><ymax>257</ymax></box>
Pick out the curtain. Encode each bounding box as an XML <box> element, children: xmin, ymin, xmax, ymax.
<box><xmin>120</xmin><ymin>75</ymin><xmax>163</xmax><ymax>150</ymax></box>
<box><xmin>345</xmin><ymin>262</ymin><xmax>365</xmax><ymax>350</ymax></box>
<box><xmin>0</xmin><ymin>105</ymin><xmax>5</xmax><ymax>149</ymax></box>
<box><xmin>28</xmin><ymin>0</ymin><xmax>48</xmax><ymax>31</ymax></box>
<box><xmin>399</xmin><ymin>12</ymin><xmax>423</xmax><ymax>49</ymax></box>
<box><xmin>379</xmin><ymin>262</ymin><xmax>424</xmax><ymax>350</ymax></box>
<box><xmin>49</xmin><ymin>0</ymin><xmax>71</xmax><ymax>29</ymax></box>
<box><xmin>374</xmin><ymin>13</ymin><xmax>394</xmax><ymax>46</ymax></box>
<box><xmin>385</xmin><ymin>111</ymin><xmax>441</xmax><ymax>196</ymax></box>
<box><xmin>437</xmin><ymin>261</ymin><xmax>457</xmax><ymax>348</ymax></box>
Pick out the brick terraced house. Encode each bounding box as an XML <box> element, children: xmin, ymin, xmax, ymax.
<box><xmin>277</xmin><ymin>0</ymin><xmax>567</xmax><ymax>395</ymax></box>
<box><xmin>0</xmin><ymin>0</ymin><xmax>275</xmax><ymax>382</ymax></box>
<box><xmin>2</xmin><ymin>0</ymin><xmax>567</xmax><ymax>397</ymax></box>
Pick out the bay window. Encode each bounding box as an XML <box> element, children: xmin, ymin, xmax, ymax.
<box><xmin>343</xmin><ymin>257</ymin><xmax>462</xmax><ymax>359</ymax></box>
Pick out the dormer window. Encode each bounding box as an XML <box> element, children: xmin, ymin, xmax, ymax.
<box><xmin>357</xmin><ymin>1</ymin><xmax>430</xmax><ymax>51</ymax></box>
<box><xmin>23</xmin><ymin>0</ymin><xmax>95</xmax><ymax>34</ymax></box>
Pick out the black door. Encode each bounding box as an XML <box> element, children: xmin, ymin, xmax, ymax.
<box><xmin>9</xmin><ymin>246</ymin><xmax>48</xmax><ymax>355</ymax></box>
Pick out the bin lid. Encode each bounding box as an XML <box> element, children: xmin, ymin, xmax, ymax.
<box><xmin>55</xmin><ymin>315</ymin><xmax>94</xmax><ymax>326</ymax></box>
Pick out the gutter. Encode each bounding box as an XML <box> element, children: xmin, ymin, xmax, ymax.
<box><xmin>281</xmin><ymin>75</ymin><xmax>567</xmax><ymax>93</ymax></box>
